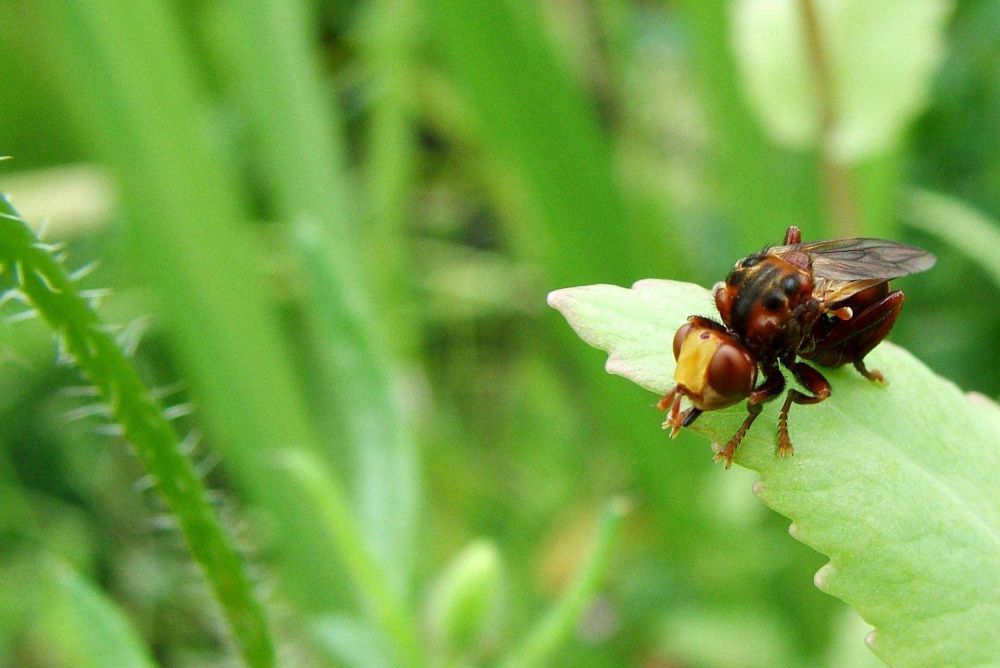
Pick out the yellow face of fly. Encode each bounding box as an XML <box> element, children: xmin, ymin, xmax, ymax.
<box><xmin>674</xmin><ymin>327</ymin><xmax>754</xmax><ymax>411</ymax></box>
<box><xmin>674</xmin><ymin>327</ymin><xmax>717</xmax><ymax>399</ymax></box>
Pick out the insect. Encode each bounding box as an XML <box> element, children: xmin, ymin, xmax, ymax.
<box><xmin>658</xmin><ymin>225</ymin><xmax>935</xmax><ymax>468</ymax></box>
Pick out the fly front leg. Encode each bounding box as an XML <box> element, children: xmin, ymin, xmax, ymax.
<box><xmin>713</xmin><ymin>364</ymin><xmax>785</xmax><ymax>468</ymax></box>
<box><xmin>658</xmin><ymin>386</ymin><xmax>705</xmax><ymax>438</ymax></box>
<box><xmin>777</xmin><ymin>362</ymin><xmax>832</xmax><ymax>458</ymax></box>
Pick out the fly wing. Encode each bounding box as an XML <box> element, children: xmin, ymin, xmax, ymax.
<box><xmin>767</xmin><ymin>237</ymin><xmax>936</xmax><ymax>305</ymax></box>
<box><xmin>769</xmin><ymin>237</ymin><xmax>937</xmax><ymax>281</ymax></box>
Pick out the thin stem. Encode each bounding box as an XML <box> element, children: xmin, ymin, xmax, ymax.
<box><xmin>797</xmin><ymin>0</ymin><xmax>859</xmax><ymax>237</ymax></box>
<box><xmin>37</xmin><ymin>0</ymin><xmax>358</xmax><ymax>617</ymax></box>
<box><xmin>500</xmin><ymin>497</ymin><xmax>631</xmax><ymax>668</ymax></box>
<box><xmin>0</xmin><ymin>198</ymin><xmax>275</xmax><ymax>667</ymax></box>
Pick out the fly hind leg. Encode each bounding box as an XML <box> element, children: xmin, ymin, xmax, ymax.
<box><xmin>807</xmin><ymin>287</ymin><xmax>904</xmax><ymax>384</ymax></box>
<box><xmin>713</xmin><ymin>365</ymin><xmax>785</xmax><ymax>468</ymax></box>
<box><xmin>777</xmin><ymin>362</ymin><xmax>831</xmax><ymax>458</ymax></box>
<box><xmin>845</xmin><ymin>290</ymin><xmax>903</xmax><ymax>384</ymax></box>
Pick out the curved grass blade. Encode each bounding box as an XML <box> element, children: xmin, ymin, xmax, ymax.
<box><xmin>903</xmin><ymin>188</ymin><xmax>1000</xmax><ymax>292</ymax></box>
<box><xmin>501</xmin><ymin>497</ymin><xmax>630</xmax><ymax>668</ymax></box>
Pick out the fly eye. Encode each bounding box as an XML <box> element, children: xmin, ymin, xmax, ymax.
<box><xmin>763</xmin><ymin>291</ymin><xmax>786</xmax><ymax>311</ymax></box>
<box><xmin>707</xmin><ymin>343</ymin><xmax>756</xmax><ymax>398</ymax></box>
<box><xmin>781</xmin><ymin>274</ymin><xmax>802</xmax><ymax>295</ymax></box>
<box><xmin>672</xmin><ymin>323</ymin><xmax>693</xmax><ymax>360</ymax></box>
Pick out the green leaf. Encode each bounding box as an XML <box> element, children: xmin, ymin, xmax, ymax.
<box><xmin>549</xmin><ymin>280</ymin><xmax>1000</xmax><ymax>667</ymax></box>
<box><xmin>731</xmin><ymin>0</ymin><xmax>952</xmax><ymax>163</ymax></box>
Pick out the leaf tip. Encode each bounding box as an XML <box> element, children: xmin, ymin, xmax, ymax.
<box><xmin>545</xmin><ymin>288</ymin><xmax>569</xmax><ymax>310</ymax></box>
<box><xmin>814</xmin><ymin>563</ymin><xmax>835</xmax><ymax>592</ymax></box>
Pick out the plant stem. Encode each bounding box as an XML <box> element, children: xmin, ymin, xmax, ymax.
<box><xmin>500</xmin><ymin>498</ymin><xmax>630</xmax><ymax>668</ymax></box>
<box><xmin>675</xmin><ymin>0</ymin><xmax>823</xmax><ymax>256</ymax></box>
<box><xmin>36</xmin><ymin>0</ymin><xmax>360</xmax><ymax>618</ymax></box>
<box><xmin>0</xmin><ymin>197</ymin><xmax>274</xmax><ymax>667</ymax></box>
<box><xmin>797</xmin><ymin>0</ymin><xmax>859</xmax><ymax>237</ymax></box>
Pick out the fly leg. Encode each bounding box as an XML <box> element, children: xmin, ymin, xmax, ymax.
<box><xmin>712</xmin><ymin>403</ymin><xmax>762</xmax><ymax>469</ymax></box>
<box><xmin>853</xmin><ymin>359</ymin><xmax>884</xmax><ymax>384</ymax></box>
<box><xmin>777</xmin><ymin>362</ymin><xmax>832</xmax><ymax>458</ymax></box>
<box><xmin>713</xmin><ymin>365</ymin><xmax>785</xmax><ymax>468</ymax></box>
<box><xmin>658</xmin><ymin>386</ymin><xmax>705</xmax><ymax>438</ymax></box>
<box><xmin>657</xmin><ymin>386</ymin><xmax>683</xmax><ymax>437</ymax></box>
<box><xmin>840</xmin><ymin>290</ymin><xmax>903</xmax><ymax>383</ymax></box>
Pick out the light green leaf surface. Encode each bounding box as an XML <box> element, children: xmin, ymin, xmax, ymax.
<box><xmin>549</xmin><ymin>279</ymin><xmax>1000</xmax><ymax>667</ymax></box>
<box><xmin>731</xmin><ymin>0</ymin><xmax>952</xmax><ymax>163</ymax></box>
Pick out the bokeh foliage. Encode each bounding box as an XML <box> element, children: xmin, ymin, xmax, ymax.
<box><xmin>0</xmin><ymin>0</ymin><xmax>997</xmax><ymax>666</ymax></box>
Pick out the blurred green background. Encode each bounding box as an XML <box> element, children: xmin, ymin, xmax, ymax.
<box><xmin>0</xmin><ymin>0</ymin><xmax>998</xmax><ymax>666</ymax></box>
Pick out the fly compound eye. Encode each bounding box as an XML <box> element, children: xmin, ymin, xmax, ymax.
<box><xmin>672</xmin><ymin>323</ymin><xmax>693</xmax><ymax>360</ymax></box>
<box><xmin>707</xmin><ymin>341</ymin><xmax>757</xmax><ymax>399</ymax></box>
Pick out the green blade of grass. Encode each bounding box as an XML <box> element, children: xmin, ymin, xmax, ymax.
<box><xmin>0</xmin><ymin>197</ymin><xmax>273</xmax><ymax>667</ymax></box>
<box><xmin>903</xmin><ymin>187</ymin><xmax>1000</xmax><ymax>291</ymax></box>
<box><xmin>280</xmin><ymin>449</ymin><xmax>423</xmax><ymax>668</ymax></box>
<box><xmin>211</xmin><ymin>0</ymin><xmax>421</xmax><ymax>597</ymax></box>
<box><xmin>27</xmin><ymin>558</ymin><xmax>157</xmax><ymax>668</ymax></box>
<box><xmin>358</xmin><ymin>0</ymin><xmax>423</xmax><ymax>357</ymax></box>
<box><xmin>426</xmin><ymin>0</ymin><xmax>672</xmax><ymax>287</ymax></box>
<box><xmin>501</xmin><ymin>498</ymin><xmax>630</xmax><ymax>668</ymax></box>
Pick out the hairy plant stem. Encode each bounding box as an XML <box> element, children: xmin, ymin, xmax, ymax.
<box><xmin>0</xmin><ymin>197</ymin><xmax>275</xmax><ymax>668</ymax></box>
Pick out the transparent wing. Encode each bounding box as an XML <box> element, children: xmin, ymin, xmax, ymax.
<box><xmin>765</xmin><ymin>237</ymin><xmax>936</xmax><ymax>305</ymax></box>
<box><xmin>769</xmin><ymin>237</ymin><xmax>937</xmax><ymax>282</ymax></box>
